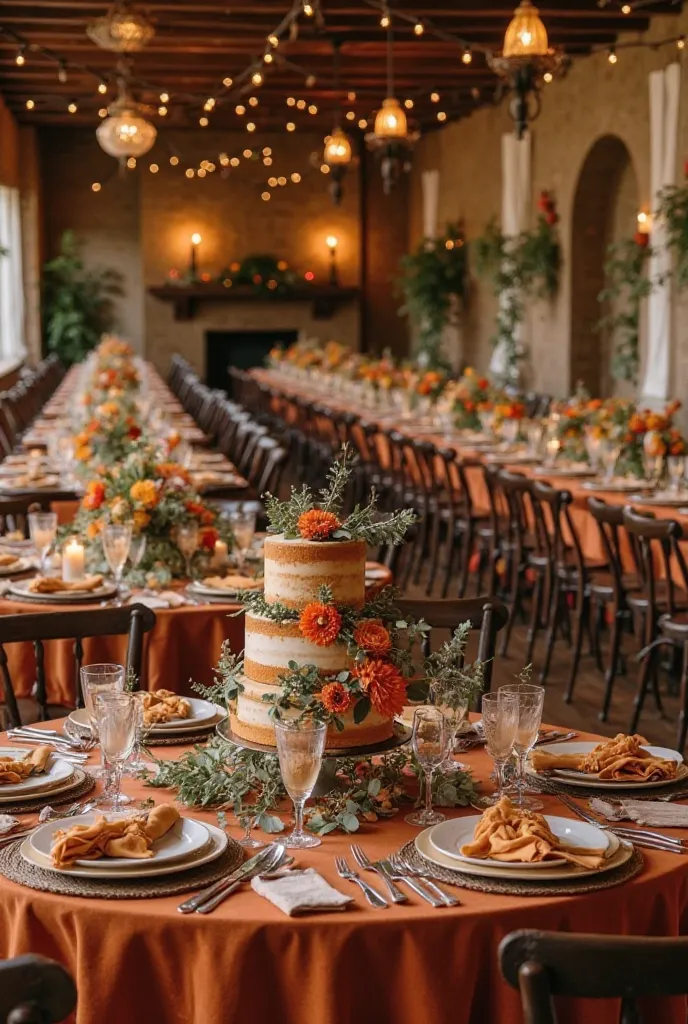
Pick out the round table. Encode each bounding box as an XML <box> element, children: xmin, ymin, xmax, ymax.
<box><xmin>0</xmin><ymin>724</ymin><xmax>686</xmax><ymax>1024</ymax></box>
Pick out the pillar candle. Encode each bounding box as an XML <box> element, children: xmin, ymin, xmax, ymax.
<box><xmin>62</xmin><ymin>538</ymin><xmax>85</xmax><ymax>582</ymax></box>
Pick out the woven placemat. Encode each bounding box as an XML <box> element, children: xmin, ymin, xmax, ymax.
<box><xmin>0</xmin><ymin>772</ymin><xmax>96</xmax><ymax>815</ymax></box>
<box><xmin>0</xmin><ymin>833</ymin><xmax>244</xmax><ymax>899</ymax></box>
<box><xmin>402</xmin><ymin>841</ymin><xmax>644</xmax><ymax>896</ymax></box>
<box><xmin>535</xmin><ymin>778</ymin><xmax>688</xmax><ymax>802</ymax></box>
<box><xmin>64</xmin><ymin>717</ymin><xmax>219</xmax><ymax>748</ymax></box>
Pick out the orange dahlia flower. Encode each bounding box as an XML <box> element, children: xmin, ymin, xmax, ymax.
<box><xmin>318</xmin><ymin>682</ymin><xmax>353</xmax><ymax>714</ymax></box>
<box><xmin>355</xmin><ymin>658</ymin><xmax>407</xmax><ymax>718</ymax></box>
<box><xmin>82</xmin><ymin>481</ymin><xmax>105</xmax><ymax>510</ymax></box>
<box><xmin>297</xmin><ymin>508</ymin><xmax>341</xmax><ymax>541</ymax></box>
<box><xmin>353</xmin><ymin>620</ymin><xmax>392</xmax><ymax>657</ymax></box>
<box><xmin>130</xmin><ymin>480</ymin><xmax>158</xmax><ymax>509</ymax></box>
<box><xmin>299</xmin><ymin>602</ymin><xmax>342</xmax><ymax>646</ymax></box>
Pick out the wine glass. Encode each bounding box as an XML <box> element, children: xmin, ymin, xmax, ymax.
<box><xmin>527</xmin><ymin>421</ymin><xmax>544</xmax><ymax>458</ymax></box>
<box><xmin>499</xmin><ymin>682</ymin><xmax>546</xmax><ymax>810</ymax></box>
<box><xmin>600</xmin><ymin>442</ymin><xmax>620</xmax><ymax>485</ymax></box>
<box><xmin>80</xmin><ymin>663</ymin><xmax>127</xmax><ymax>801</ymax></box>
<box><xmin>176</xmin><ymin>521</ymin><xmax>200</xmax><ymax>579</ymax></box>
<box><xmin>642</xmin><ymin>451</ymin><xmax>664</xmax><ymax>488</ymax></box>
<box><xmin>501</xmin><ymin>418</ymin><xmax>519</xmax><ymax>448</ymax></box>
<box><xmin>96</xmin><ymin>692</ymin><xmax>136</xmax><ymax>812</ymax></box>
<box><xmin>125</xmin><ymin>699</ymin><xmax>150</xmax><ymax>775</ymax></box>
<box><xmin>480</xmin><ymin>691</ymin><xmax>519</xmax><ymax>805</ymax></box>
<box><xmin>28</xmin><ymin>512</ymin><xmax>58</xmax><ymax>574</ymax></box>
<box><xmin>235</xmin><ymin>809</ymin><xmax>266</xmax><ymax>849</ymax></box>
<box><xmin>274</xmin><ymin>718</ymin><xmax>327</xmax><ymax>849</ymax></box>
<box><xmin>101</xmin><ymin>523</ymin><xmax>132</xmax><ymax>604</ymax></box>
<box><xmin>667</xmin><ymin>455</ymin><xmax>686</xmax><ymax>494</ymax></box>
<box><xmin>231</xmin><ymin>509</ymin><xmax>256</xmax><ymax>573</ymax></box>
<box><xmin>128</xmin><ymin>532</ymin><xmax>147</xmax><ymax>570</ymax></box>
<box><xmin>405</xmin><ymin>707</ymin><xmax>448</xmax><ymax>826</ymax></box>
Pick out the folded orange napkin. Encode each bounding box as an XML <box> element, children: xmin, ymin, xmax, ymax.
<box><xmin>0</xmin><ymin>745</ymin><xmax>51</xmax><ymax>785</ymax></box>
<box><xmin>531</xmin><ymin>733</ymin><xmax>678</xmax><ymax>783</ymax></box>
<box><xmin>460</xmin><ymin>797</ymin><xmax>608</xmax><ymax>870</ymax></box>
<box><xmin>0</xmin><ymin>553</ymin><xmax>19</xmax><ymax>567</ymax></box>
<box><xmin>138</xmin><ymin>689</ymin><xmax>192</xmax><ymax>726</ymax></box>
<box><xmin>51</xmin><ymin>803</ymin><xmax>180</xmax><ymax>867</ymax></box>
<box><xmin>29</xmin><ymin>575</ymin><xmax>103</xmax><ymax>595</ymax></box>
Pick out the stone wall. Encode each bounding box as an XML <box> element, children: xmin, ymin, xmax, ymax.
<box><xmin>409</xmin><ymin>9</ymin><xmax>688</xmax><ymax>401</ymax></box>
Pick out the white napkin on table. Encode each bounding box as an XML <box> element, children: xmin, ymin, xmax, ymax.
<box><xmin>251</xmin><ymin>868</ymin><xmax>354</xmax><ymax>916</ymax></box>
<box><xmin>590</xmin><ymin>797</ymin><xmax>688</xmax><ymax>828</ymax></box>
<box><xmin>0</xmin><ymin>814</ymin><xmax>20</xmax><ymax>834</ymax></box>
<box><xmin>129</xmin><ymin>591</ymin><xmax>188</xmax><ymax>610</ymax></box>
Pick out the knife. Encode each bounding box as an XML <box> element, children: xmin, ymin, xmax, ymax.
<box><xmin>194</xmin><ymin>844</ymin><xmax>288</xmax><ymax>914</ymax></box>
<box><xmin>177</xmin><ymin>843</ymin><xmax>281</xmax><ymax>914</ymax></box>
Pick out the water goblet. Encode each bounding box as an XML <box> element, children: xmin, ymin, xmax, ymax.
<box><xmin>642</xmin><ymin>451</ymin><xmax>664</xmax><ymax>488</ymax></box>
<box><xmin>405</xmin><ymin>706</ymin><xmax>448</xmax><ymax>826</ymax></box>
<box><xmin>480</xmin><ymin>691</ymin><xmax>519</xmax><ymax>805</ymax></box>
<box><xmin>499</xmin><ymin>682</ymin><xmax>546</xmax><ymax>810</ymax></box>
<box><xmin>236</xmin><ymin>809</ymin><xmax>266</xmax><ymax>849</ymax></box>
<box><xmin>96</xmin><ymin>692</ymin><xmax>137</xmax><ymax>812</ymax></box>
<box><xmin>176</xmin><ymin>521</ymin><xmax>200</xmax><ymax>579</ymax></box>
<box><xmin>600</xmin><ymin>442</ymin><xmax>620</xmax><ymax>485</ymax></box>
<box><xmin>667</xmin><ymin>455</ymin><xmax>686</xmax><ymax>495</ymax></box>
<box><xmin>101</xmin><ymin>523</ymin><xmax>132</xmax><ymax>604</ymax></box>
<box><xmin>527</xmin><ymin>421</ymin><xmax>544</xmax><ymax>458</ymax></box>
<box><xmin>125</xmin><ymin>699</ymin><xmax>150</xmax><ymax>775</ymax></box>
<box><xmin>28</xmin><ymin>512</ymin><xmax>57</xmax><ymax>574</ymax></box>
<box><xmin>231</xmin><ymin>509</ymin><xmax>257</xmax><ymax>573</ymax></box>
<box><xmin>128</xmin><ymin>532</ymin><xmax>147</xmax><ymax>571</ymax></box>
<box><xmin>274</xmin><ymin>718</ymin><xmax>327</xmax><ymax>849</ymax></box>
<box><xmin>501</xmin><ymin>418</ymin><xmax>519</xmax><ymax>448</ymax></box>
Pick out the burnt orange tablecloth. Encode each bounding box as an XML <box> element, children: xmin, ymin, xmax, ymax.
<box><xmin>1</xmin><ymin>722</ymin><xmax>687</xmax><ymax>1024</ymax></box>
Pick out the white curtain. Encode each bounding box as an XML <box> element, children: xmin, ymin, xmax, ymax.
<box><xmin>490</xmin><ymin>132</ymin><xmax>531</xmax><ymax>377</ymax></box>
<box><xmin>421</xmin><ymin>169</ymin><xmax>440</xmax><ymax>240</ymax></box>
<box><xmin>0</xmin><ymin>187</ymin><xmax>25</xmax><ymax>363</ymax></box>
<box><xmin>640</xmin><ymin>62</ymin><xmax>681</xmax><ymax>402</ymax></box>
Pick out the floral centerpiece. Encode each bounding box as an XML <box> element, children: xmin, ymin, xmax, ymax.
<box><xmin>444</xmin><ymin>367</ymin><xmax>493</xmax><ymax>430</ymax></box>
<box><xmin>80</xmin><ymin>336</ymin><xmax>141</xmax><ymax>406</ymax></box>
<box><xmin>73</xmin><ymin>399</ymin><xmax>144</xmax><ymax>469</ymax></box>
<box><xmin>69</xmin><ymin>441</ymin><xmax>233</xmax><ymax>582</ymax></box>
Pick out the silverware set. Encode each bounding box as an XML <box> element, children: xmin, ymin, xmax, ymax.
<box><xmin>0</xmin><ymin>799</ymin><xmax>96</xmax><ymax>847</ymax></box>
<box><xmin>6</xmin><ymin>726</ymin><xmax>95</xmax><ymax>763</ymax></box>
<box><xmin>337</xmin><ymin>844</ymin><xmax>460</xmax><ymax>909</ymax></box>
<box><xmin>177</xmin><ymin>843</ymin><xmax>289</xmax><ymax>915</ymax></box>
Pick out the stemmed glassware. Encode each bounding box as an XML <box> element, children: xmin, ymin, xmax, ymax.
<box><xmin>642</xmin><ymin>451</ymin><xmax>664</xmax><ymax>489</ymax></box>
<box><xmin>480</xmin><ymin>691</ymin><xmax>519</xmax><ymax>805</ymax></box>
<box><xmin>526</xmin><ymin>421</ymin><xmax>544</xmax><ymax>459</ymax></box>
<box><xmin>101</xmin><ymin>523</ymin><xmax>132</xmax><ymax>604</ymax></box>
<box><xmin>500</xmin><ymin>418</ymin><xmax>519</xmax><ymax>448</ymax></box>
<box><xmin>28</xmin><ymin>512</ymin><xmax>58</xmax><ymax>574</ymax></box>
<box><xmin>405</xmin><ymin>707</ymin><xmax>448</xmax><ymax>826</ymax></box>
<box><xmin>125</xmin><ymin>700</ymin><xmax>149</xmax><ymax>775</ymax></box>
<box><xmin>128</xmin><ymin>532</ymin><xmax>147</xmax><ymax>572</ymax></box>
<box><xmin>274</xmin><ymin>718</ymin><xmax>327</xmax><ymax>849</ymax></box>
<box><xmin>231</xmin><ymin>509</ymin><xmax>256</xmax><ymax>573</ymax></box>
<box><xmin>599</xmin><ymin>441</ymin><xmax>621</xmax><ymax>485</ymax></box>
<box><xmin>236</xmin><ymin>809</ymin><xmax>266</xmax><ymax>849</ymax></box>
<box><xmin>80</xmin><ymin>663</ymin><xmax>129</xmax><ymax>803</ymax></box>
<box><xmin>176</xmin><ymin>522</ymin><xmax>200</xmax><ymax>579</ymax></box>
<box><xmin>499</xmin><ymin>682</ymin><xmax>546</xmax><ymax>810</ymax></box>
<box><xmin>95</xmin><ymin>692</ymin><xmax>137</xmax><ymax>812</ymax></box>
<box><xmin>667</xmin><ymin>455</ymin><xmax>686</xmax><ymax>494</ymax></box>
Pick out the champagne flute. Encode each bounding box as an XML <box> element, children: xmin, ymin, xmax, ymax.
<box><xmin>231</xmin><ymin>509</ymin><xmax>256</xmax><ymax>573</ymax></box>
<box><xmin>128</xmin><ymin>532</ymin><xmax>147</xmax><ymax>570</ymax></box>
<box><xmin>499</xmin><ymin>682</ymin><xmax>545</xmax><ymax>810</ymax></box>
<box><xmin>176</xmin><ymin>521</ymin><xmax>200</xmax><ymax>579</ymax></box>
<box><xmin>480</xmin><ymin>692</ymin><xmax>519</xmax><ymax>805</ymax></box>
<box><xmin>80</xmin><ymin>663</ymin><xmax>128</xmax><ymax>803</ymax></box>
<box><xmin>642</xmin><ymin>451</ymin><xmax>664</xmax><ymax>488</ymax></box>
<box><xmin>405</xmin><ymin>707</ymin><xmax>448</xmax><ymax>826</ymax></box>
<box><xmin>101</xmin><ymin>523</ymin><xmax>132</xmax><ymax>604</ymax></box>
<box><xmin>600</xmin><ymin>442</ymin><xmax>620</xmax><ymax>485</ymax></box>
<box><xmin>28</xmin><ymin>511</ymin><xmax>57</xmax><ymax>574</ymax></box>
<box><xmin>274</xmin><ymin>718</ymin><xmax>327</xmax><ymax>849</ymax></box>
<box><xmin>667</xmin><ymin>455</ymin><xmax>686</xmax><ymax>494</ymax></box>
<box><xmin>96</xmin><ymin>692</ymin><xmax>136</xmax><ymax>812</ymax></box>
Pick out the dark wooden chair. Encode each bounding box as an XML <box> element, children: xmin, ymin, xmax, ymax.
<box><xmin>0</xmin><ymin>604</ymin><xmax>157</xmax><ymax>729</ymax></box>
<box><xmin>0</xmin><ymin>953</ymin><xmax>76</xmax><ymax>1024</ymax></box>
<box><xmin>395</xmin><ymin>596</ymin><xmax>509</xmax><ymax>699</ymax></box>
<box><xmin>499</xmin><ymin>928</ymin><xmax>688</xmax><ymax>1024</ymax></box>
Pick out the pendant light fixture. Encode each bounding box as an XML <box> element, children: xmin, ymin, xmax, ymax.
<box><xmin>87</xmin><ymin>2</ymin><xmax>155</xmax><ymax>52</ymax></box>
<box><xmin>487</xmin><ymin>0</ymin><xmax>567</xmax><ymax>139</ymax></box>
<box><xmin>96</xmin><ymin>63</ymin><xmax>157</xmax><ymax>163</ymax></box>
<box><xmin>365</xmin><ymin>7</ymin><xmax>418</xmax><ymax>194</ymax></box>
<box><xmin>323</xmin><ymin>40</ymin><xmax>353</xmax><ymax>205</ymax></box>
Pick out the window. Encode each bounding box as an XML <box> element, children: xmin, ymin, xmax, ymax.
<box><xmin>0</xmin><ymin>186</ymin><xmax>25</xmax><ymax>363</ymax></box>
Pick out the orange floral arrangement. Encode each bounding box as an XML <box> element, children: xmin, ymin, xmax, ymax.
<box><xmin>353</xmin><ymin>620</ymin><xmax>392</xmax><ymax>657</ymax></box>
<box><xmin>297</xmin><ymin>509</ymin><xmax>341</xmax><ymax>541</ymax></box>
<box><xmin>355</xmin><ymin>658</ymin><xmax>408</xmax><ymax>718</ymax></box>
<box><xmin>317</xmin><ymin>682</ymin><xmax>353</xmax><ymax>714</ymax></box>
<box><xmin>299</xmin><ymin>602</ymin><xmax>343</xmax><ymax>646</ymax></box>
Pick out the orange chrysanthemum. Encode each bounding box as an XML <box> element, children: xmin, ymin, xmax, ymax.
<box><xmin>355</xmin><ymin>658</ymin><xmax>407</xmax><ymax>718</ymax></box>
<box><xmin>299</xmin><ymin>602</ymin><xmax>342</xmax><ymax>646</ymax></box>
<box><xmin>353</xmin><ymin>620</ymin><xmax>392</xmax><ymax>657</ymax></box>
<box><xmin>318</xmin><ymin>682</ymin><xmax>353</xmax><ymax>714</ymax></box>
<box><xmin>297</xmin><ymin>508</ymin><xmax>341</xmax><ymax>541</ymax></box>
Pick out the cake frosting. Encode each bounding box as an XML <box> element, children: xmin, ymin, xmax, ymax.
<box><xmin>262</xmin><ymin>535</ymin><xmax>366</xmax><ymax>609</ymax></box>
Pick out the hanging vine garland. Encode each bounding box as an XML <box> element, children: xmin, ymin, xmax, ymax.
<box><xmin>596</xmin><ymin>235</ymin><xmax>653</xmax><ymax>386</ymax></box>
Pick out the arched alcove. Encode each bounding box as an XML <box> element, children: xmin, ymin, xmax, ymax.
<box><xmin>570</xmin><ymin>135</ymin><xmax>638</xmax><ymax>396</ymax></box>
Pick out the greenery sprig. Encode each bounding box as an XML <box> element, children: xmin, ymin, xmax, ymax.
<box><xmin>424</xmin><ymin>621</ymin><xmax>485</xmax><ymax>714</ymax></box>
<box><xmin>596</xmin><ymin>238</ymin><xmax>654</xmax><ymax>385</ymax></box>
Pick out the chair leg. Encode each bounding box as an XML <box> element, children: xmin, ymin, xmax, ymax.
<box><xmin>629</xmin><ymin>644</ymin><xmax>657</xmax><ymax>736</ymax></box>
<box><xmin>564</xmin><ymin>598</ymin><xmax>586</xmax><ymax>704</ymax></box>
<box><xmin>600</xmin><ymin>608</ymin><xmax>623</xmax><ymax>722</ymax></box>
<box><xmin>525</xmin><ymin>573</ymin><xmax>544</xmax><ymax>665</ymax></box>
<box><xmin>425</xmin><ymin>513</ymin><xmax>444</xmax><ymax>597</ymax></box>
<box><xmin>458</xmin><ymin>522</ymin><xmax>475</xmax><ymax>599</ymax></box>
<box><xmin>677</xmin><ymin>642</ymin><xmax>688</xmax><ymax>753</ymax></box>
<box><xmin>538</xmin><ymin>578</ymin><xmax>561</xmax><ymax>686</ymax></box>
<box><xmin>440</xmin><ymin>529</ymin><xmax>459</xmax><ymax>600</ymax></box>
<box><xmin>499</xmin><ymin>557</ymin><xmax>522</xmax><ymax>657</ymax></box>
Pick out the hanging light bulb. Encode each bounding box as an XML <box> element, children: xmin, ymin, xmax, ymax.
<box><xmin>98</xmin><ymin>81</ymin><xmax>108</xmax><ymax>94</ymax></box>
<box><xmin>87</xmin><ymin>2</ymin><xmax>155</xmax><ymax>52</ymax></box>
<box><xmin>462</xmin><ymin>48</ymin><xmax>472</xmax><ymax>65</ymax></box>
<box><xmin>96</xmin><ymin>73</ymin><xmax>157</xmax><ymax>162</ymax></box>
<box><xmin>373</xmin><ymin>98</ymin><xmax>408</xmax><ymax>139</ymax></box>
<box><xmin>503</xmin><ymin>0</ymin><xmax>549</xmax><ymax>58</ymax></box>
<box><xmin>252</xmin><ymin>71</ymin><xmax>263</xmax><ymax>86</ymax></box>
<box><xmin>324</xmin><ymin>129</ymin><xmax>352</xmax><ymax>166</ymax></box>
<box><xmin>15</xmin><ymin>47</ymin><xmax>26</xmax><ymax>66</ymax></box>
<box><xmin>366</xmin><ymin>15</ymin><xmax>418</xmax><ymax>193</ymax></box>
<box><xmin>413</xmin><ymin>22</ymin><xmax>424</xmax><ymax>36</ymax></box>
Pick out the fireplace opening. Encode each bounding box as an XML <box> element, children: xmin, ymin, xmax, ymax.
<box><xmin>205</xmin><ymin>329</ymin><xmax>299</xmax><ymax>393</ymax></box>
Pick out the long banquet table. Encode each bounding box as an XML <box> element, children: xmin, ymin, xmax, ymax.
<box><xmin>0</xmin><ymin>720</ymin><xmax>687</xmax><ymax>1024</ymax></box>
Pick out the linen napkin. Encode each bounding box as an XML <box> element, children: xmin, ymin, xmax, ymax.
<box><xmin>0</xmin><ymin>814</ymin><xmax>19</xmax><ymax>834</ymax></box>
<box><xmin>51</xmin><ymin>803</ymin><xmax>180</xmax><ymax>867</ymax></box>
<box><xmin>251</xmin><ymin>868</ymin><xmax>354</xmax><ymax>916</ymax></box>
<box><xmin>460</xmin><ymin>796</ymin><xmax>608</xmax><ymax>869</ymax></box>
<box><xmin>0</xmin><ymin>745</ymin><xmax>52</xmax><ymax>785</ymax></box>
<box><xmin>589</xmin><ymin>798</ymin><xmax>688</xmax><ymax>828</ymax></box>
<box><xmin>202</xmin><ymin>575</ymin><xmax>262</xmax><ymax>592</ymax></box>
<box><xmin>29</xmin><ymin>574</ymin><xmax>103</xmax><ymax>594</ymax></box>
<box><xmin>128</xmin><ymin>590</ymin><xmax>188</xmax><ymax>609</ymax></box>
<box><xmin>531</xmin><ymin>733</ymin><xmax>678</xmax><ymax>783</ymax></box>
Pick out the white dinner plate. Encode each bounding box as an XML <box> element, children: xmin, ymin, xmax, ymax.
<box><xmin>628</xmin><ymin>491</ymin><xmax>688</xmax><ymax>507</ymax></box>
<box><xmin>0</xmin><ymin>478</ymin><xmax>61</xmax><ymax>494</ymax></box>
<box><xmin>581</xmin><ymin>479</ymin><xmax>651</xmax><ymax>493</ymax></box>
<box><xmin>190</xmin><ymin>452</ymin><xmax>228</xmax><ymax>465</ymax></box>
<box><xmin>0</xmin><ymin>765</ymin><xmax>87</xmax><ymax>805</ymax></box>
<box><xmin>30</xmin><ymin>810</ymin><xmax>210</xmax><ymax>869</ymax></box>
<box><xmin>527</xmin><ymin>740</ymin><xmax>686</xmax><ymax>790</ymax></box>
<box><xmin>142</xmin><ymin>696</ymin><xmax>219</xmax><ymax>732</ymax></box>
<box><xmin>428</xmin><ymin>813</ymin><xmax>610</xmax><ymax>869</ymax></box>
<box><xmin>533</xmin><ymin>465</ymin><xmax>596</xmax><ymax>478</ymax></box>
<box><xmin>21</xmin><ymin>820</ymin><xmax>228</xmax><ymax>879</ymax></box>
<box><xmin>0</xmin><ymin>537</ymin><xmax>34</xmax><ymax>552</ymax></box>
<box><xmin>187</xmin><ymin>579</ymin><xmax>262</xmax><ymax>599</ymax></box>
<box><xmin>415</xmin><ymin>824</ymin><xmax>626</xmax><ymax>882</ymax></box>
<box><xmin>0</xmin><ymin>748</ymin><xmax>75</xmax><ymax>796</ymax></box>
<box><xmin>0</xmin><ymin>558</ymin><xmax>31</xmax><ymax>576</ymax></box>
<box><xmin>7</xmin><ymin>579</ymin><xmax>119</xmax><ymax>603</ymax></box>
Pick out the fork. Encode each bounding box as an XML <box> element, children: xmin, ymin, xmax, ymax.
<box><xmin>389</xmin><ymin>853</ymin><xmax>461</xmax><ymax>907</ymax></box>
<box><xmin>334</xmin><ymin>856</ymin><xmax>388</xmax><ymax>909</ymax></box>
<box><xmin>349</xmin><ymin>843</ymin><xmax>407</xmax><ymax>903</ymax></box>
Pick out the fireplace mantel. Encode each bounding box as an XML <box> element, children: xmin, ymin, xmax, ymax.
<box><xmin>148</xmin><ymin>283</ymin><xmax>360</xmax><ymax>322</ymax></box>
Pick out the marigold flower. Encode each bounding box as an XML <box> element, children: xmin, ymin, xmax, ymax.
<box><xmin>82</xmin><ymin>481</ymin><xmax>105</xmax><ymax>511</ymax></box>
<box><xmin>130</xmin><ymin>480</ymin><xmax>158</xmax><ymax>509</ymax></box>
<box><xmin>133</xmin><ymin>510</ymin><xmax>150</xmax><ymax>531</ymax></box>
<box><xmin>75</xmin><ymin>445</ymin><xmax>92</xmax><ymax>463</ymax></box>
<box><xmin>299</xmin><ymin>602</ymin><xmax>342</xmax><ymax>646</ymax></box>
<box><xmin>355</xmin><ymin>658</ymin><xmax>407</xmax><ymax>718</ymax></box>
<box><xmin>297</xmin><ymin>508</ymin><xmax>341</xmax><ymax>541</ymax></box>
<box><xmin>353</xmin><ymin>620</ymin><xmax>392</xmax><ymax>657</ymax></box>
<box><xmin>86</xmin><ymin>520</ymin><xmax>104</xmax><ymax>540</ymax></box>
<box><xmin>318</xmin><ymin>682</ymin><xmax>353</xmax><ymax>714</ymax></box>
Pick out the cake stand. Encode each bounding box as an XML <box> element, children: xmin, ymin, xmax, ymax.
<box><xmin>216</xmin><ymin>719</ymin><xmax>412</xmax><ymax>796</ymax></box>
